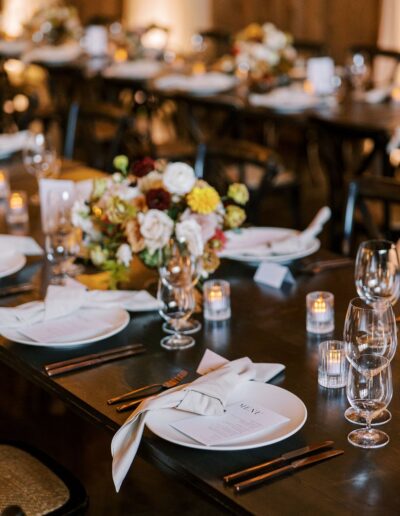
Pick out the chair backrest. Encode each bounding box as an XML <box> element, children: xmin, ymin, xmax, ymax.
<box><xmin>343</xmin><ymin>176</ymin><xmax>400</xmax><ymax>256</ymax></box>
<box><xmin>64</xmin><ymin>101</ymin><xmax>130</xmax><ymax>171</ymax></box>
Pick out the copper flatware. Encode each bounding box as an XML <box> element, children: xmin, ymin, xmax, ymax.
<box><xmin>233</xmin><ymin>449</ymin><xmax>344</xmax><ymax>493</ymax></box>
<box><xmin>223</xmin><ymin>440</ymin><xmax>334</xmax><ymax>484</ymax></box>
<box><xmin>44</xmin><ymin>344</ymin><xmax>145</xmax><ymax>377</ymax></box>
<box><xmin>110</xmin><ymin>369</ymin><xmax>189</xmax><ymax>411</ymax></box>
<box><xmin>298</xmin><ymin>258</ymin><xmax>353</xmax><ymax>275</ymax></box>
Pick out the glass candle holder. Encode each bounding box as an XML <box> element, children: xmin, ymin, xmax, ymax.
<box><xmin>306</xmin><ymin>291</ymin><xmax>334</xmax><ymax>334</ymax></box>
<box><xmin>6</xmin><ymin>191</ymin><xmax>29</xmax><ymax>224</ymax></box>
<box><xmin>203</xmin><ymin>280</ymin><xmax>231</xmax><ymax>321</ymax></box>
<box><xmin>0</xmin><ymin>169</ymin><xmax>10</xmax><ymax>201</ymax></box>
<box><xmin>318</xmin><ymin>340</ymin><xmax>348</xmax><ymax>388</ymax></box>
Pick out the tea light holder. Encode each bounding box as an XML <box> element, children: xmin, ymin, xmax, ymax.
<box><xmin>203</xmin><ymin>280</ymin><xmax>231</xmax><ymax>321</ymax></box>
<box><xmin>0</xmin><ymin>169</ymin><xmax>10</xmax><ymax>201</ymax></box>
<box><xmin>306</xmin><ymin>291</ymin><xmax>334</xmax><ymax>334</ymax></box>
<box><xmin>318</xmin><ymin>340</ymin><xmax>348</xmax><ymax>388</ymax></box>
<box><xmin>6</xmin><ymin>191</ymin><xmax>29</xmax><ymax>224</ymax></box>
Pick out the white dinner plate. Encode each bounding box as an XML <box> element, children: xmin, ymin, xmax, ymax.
<box><xmin>221</xmin><ymin>227</ymin><xmax>320</xmax><ymax>265</ymax></box>
<box><xmin>146</xmin><ymin>382</ymin><xmax>307</xmax><ymax>451</ymax></box>
<box><xmin>1</xmin><ymin>306</ymin><xmax>130</xmax><ymax>348</ymax></box>
<box><xmin>0</xmin><ymin>253</ymin><xmax>26</xmax><ymax>278</ymax></box>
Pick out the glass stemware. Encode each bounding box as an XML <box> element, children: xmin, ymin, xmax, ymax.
<box><xmin>355</xmin><ymin>240</ymin><xmax>400</xmax><ymax>307</ymax></box>
<box><xmin>23</xmin><ymin>132</ymin><xmax>60</xmax><ymax>205</ymax></box>
<box><xmin>45</xmin><ymin>189</ymin><xmax>81</xmax><ymax>284</ymax></box>
<box><xmin>347</xmin><ymin>355</ymin><xmax>392</xmax><ymax>448</ymax></box>
<box><xmin>157</xmin><ymin>279</ymin><xmax>195</xmax><ymax>350</ymax></box>
<box><xmin>343</xmin><ymin>297</ymin><xmax>397</xmax><ymax>425</ymax></box>
<box><xmin>159</xmin><ymin>239</ymin><xmax>202</xmax><ymax>335</ymax></box>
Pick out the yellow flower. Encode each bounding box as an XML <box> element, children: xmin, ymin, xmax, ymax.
<box><xmin>227</xmin><ymin>183</ymin><xmax>249</xmax><ymax>205</ymax></box>
<box><xmin>187</xmin><ymin>186</ymin><xmax>220</xmax><ymax>214</ymax></box>
<box><xmin>224</xmin><ymin>205</ymin><xmax>246</xmax><ymax>228</ymax></box>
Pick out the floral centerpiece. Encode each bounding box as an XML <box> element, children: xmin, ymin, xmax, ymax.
<box><xmin>72</xmin><ymin>156</ymin><xmax>249</xmax><ymax>288</ymax></box>
<box><xmin>24</xmin><ymin>1</ymin><xmax>82</xmax><ymax>46</ymax></box>
<box><xmin>215</xmin><ymin>22</ymin><xmax>296</xmax><ymax>82</ymax></box>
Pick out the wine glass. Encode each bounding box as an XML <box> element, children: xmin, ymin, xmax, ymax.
<box><xmin>343</xmin><ymin>297</ymin><xmax>397</xmax><ymax>425</ymax></box>
<box><xmin>159</xmin><ymin>239</ymin><xmax>202</xmax><ymax>335</ymax></box>
<box><xmin>157</xmin><ymin>279</ymin><xmax>196</xmax><ymax>350</ymax></box>
<box><xmin>45</xmin><ymin>189</ymin><xmax>80</xmax><ymax>284</ymax></box>
<box><xmin>355</xmin><ymin>240</ymin><xmax>400</xmax><ymax>307</ymax></box>
<box><xmin>23</xmin><ymin>132</ymin><xmax>60</xmax><ymax>205</ymax></box>
<box><xmin>347</xmin><ymin>52</ymin><xmax>370</xmax><ymax>96</ymax></box>
<box><xmin>347</xmin><ymin>355</ymin><xmax>392</xmax><ymax>448</ymax></box>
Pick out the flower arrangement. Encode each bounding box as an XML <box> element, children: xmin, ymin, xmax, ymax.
<box><xmin>215</xmin><ymin>22</ymin><xmax>296</xmax><ymax>80</ymax></box>
<box><xmin>24</xmin><ymin>1</ymin><xmax>82</xmax><ymax>46</ymax></box>
<box><xmin>72</xmin><ymin>156</ymin><xmax>249</xmax><ymax>288</ymax></box>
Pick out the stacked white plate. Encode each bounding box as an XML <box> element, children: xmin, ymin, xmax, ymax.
<box><xmin>0</xmin><ymin>245</ymin><xmax>26</xmax><ymax>279</ymax></box>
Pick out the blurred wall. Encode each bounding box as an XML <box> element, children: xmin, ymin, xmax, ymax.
<box><xmin>212</xmin><ymin>0</ymin><xmax>382</xmax><ymax>63</ymax></box>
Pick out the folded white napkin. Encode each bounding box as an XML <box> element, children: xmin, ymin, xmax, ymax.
<box><xmin>111</xmin><ymin>349</ymin><xmax>285</xmax><ymax>491</ymax></box>
<box><xmin>0</xmin><ymin>131</ymin><xmax>29</xmax><ymax>157</ymax></box>
<box><xmin>222</xmin><ymin>206</ymin><xmax>331</xmax><ymax>258</ymax></box>
<box><xmin>0</xmin><ymin>235</ymin><xmax>43</xmax><ymax>256</ymax></box>
<box><xmin>0</xmin><ymin>285</ymin><xmax>160</xmax><ymax>330</ymax></box>
<box><xmin>249</xmin><ymin>88</ymin><xmax>336</xmax><ymax>112</ymax></box>
<box><xmin>155</xmin><ymin>72</ymin><xmax>236</xmax><ymax>94</ymax></box>
<box><xmin>22</xmin><ymin>43</ymin><xmax>82</xmax><ymax>64</ymax></box>
<box><xmin>103</xmin><ymin>59</ymin><xmax>162</xmax><ymax>79</ymax></box>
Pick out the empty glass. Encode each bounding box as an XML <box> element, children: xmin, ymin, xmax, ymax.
<box><xmin>23</xmin><ymin>132</ymin><xmax>60</xmax><ymax>204</ymax></box>
<box><xmin>347</xmin><ymin>355</ymin><xmax>392</xmax><ymax>448</ymax></box>
<box><xmin>343</xmin><ymin>297</ymin><xmax>397</xmax><ymax>425</ymax></box>
<box><xmin>355</xmin><ymin>240</ymin><xmax>400</xmax><ymax>307</ymax></box>
<box><xmin>157</xmin><ymin>280</ymin><xmax>195</xmax><ymax>350</ymax></box>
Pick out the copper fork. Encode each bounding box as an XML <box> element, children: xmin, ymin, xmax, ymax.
<box><xmin>108</xmin><ymin>369</ymin><xmax>188</xmax><ymax>409</ymax></box>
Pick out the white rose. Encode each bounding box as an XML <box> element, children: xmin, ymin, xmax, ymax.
<box><xmin>90</xmin><ymin>245</ymin><xmax>107</xmax><ymax>266</ymax></box>
<box><xmin>116</xmin><ymin>243</ymin><xmax>132</xmax><ymax>267</ymax></box>
<box><xmin>181</xmin><ymin>209</ymin><xmax>219</xmax><ymax>242</ymax></box>
<box><xmin>176</xmin><ymin>219</ymin><xmax>204</xmax><ymax>257</ymax></box>
<box><xmin>71</xmin><ymin>200</ymin><xmax>93</xmax><ymax>233</ymax></box>
<box><xmin>251</xmin><ymin>44</ymin><xmax>279</xmax><ymax>67</ymax></box>
<box><xmin>163</xmin><ymin>162</ymin><xmax>196</xmax><ymax>196</ymax></box>
<box><xmin>139</xmin><ymin>209</ymin><xmax>174</xmax><ymax>254</ymax></box>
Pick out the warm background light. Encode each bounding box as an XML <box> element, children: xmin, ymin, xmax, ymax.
<box><xmin>1</xmin><ymin>0</ymin><xmax>47</xmax><ymax>37</ymax></box>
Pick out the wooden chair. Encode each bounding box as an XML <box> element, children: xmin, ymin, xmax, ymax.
<box><xmin>194</xmin><ymin>139</ymin><xmax>298</xmax><ymax>224</ymax></box>
<box><xmin>342</xmin><ymin>176</ymin><xmax>400</xmax><ymax>256</ymax></box>
<box><xmin>64</xmin><ymin>101</ymin><xmax>130</xmax><ymax>171</ymax></box>
<box><xmin>0</xmin><ymin>441</ymin><xmax>88</xmax><ymax>515</ymax></box>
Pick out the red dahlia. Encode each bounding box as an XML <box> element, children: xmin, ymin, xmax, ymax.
<box><xmin>146</xmin><ymin>188</ymin><xmax>171</xmax><ymax>210</ymax></box>
<box><xmin>131</xmin><ymin>157</ymin><xmax>155</xmax><ymax>177</ymax></box>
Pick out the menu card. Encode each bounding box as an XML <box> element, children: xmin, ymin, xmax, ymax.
<box><xmin>171</xmin><ymin>400</ymin><xmax>289</xmax><ymax>446</ymax></box>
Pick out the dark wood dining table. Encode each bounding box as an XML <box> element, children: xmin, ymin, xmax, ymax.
<box><xmin>1</xmin><ymin>162</ymin><xmax>400</xmax><ymax>515</ymax></box>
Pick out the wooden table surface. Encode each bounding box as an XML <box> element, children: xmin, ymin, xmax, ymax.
<box><xmin>1</xmin><ymin>162</ymin><xmax>399</xmax><ymax>515</ymax></box>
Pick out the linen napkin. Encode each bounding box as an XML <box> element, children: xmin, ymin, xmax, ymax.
<box><xmin>0</xmin><ymin>235</ymin><xmax>43</xmax><ymax>256</ymax></box>
<box><xmin>22</xmin><ymin>43</ymin><xmax>82</xmax><ymax>64</ymax></box>
<box><xmin>221</xmin><ymin>206</ymin><xmax>331</xmax><ymax>258</ymax></box>
<box><xmin>249</xmin><ymin>88</ymin><xmax>337</xmax><ymax>112</ymax></box>
<box><xmin>111</xmin><ymin>350</ymin><xmax>285</xmax><ymax>491</ymax></box>
<box><xmin>0</xmin><ymin>130</ymin><xmax>29</xmax><ymax>157</ymax></box>
<box><xmin>0</xmin><ymin>285</ymin><xmax>160</xmax><ymax>330</ymax></box>
<box><xmin>155</xmin><ymin>72</ymin><xmax>236</xmax><ymax>94</ymax></box>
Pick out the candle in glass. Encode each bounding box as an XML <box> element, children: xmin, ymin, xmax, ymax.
<box><xmin>6</xmin><ymin>191</ymin><xmax>29</xmax><ymax>224</ymax></box>
<box><xmin>203</xmin><ymin>280</ymin><xmax>231</xmax><ymax>321</ymax></box>
<box><xmin>306</xmin><ymin>291</ymin><xmax>334</xmax><ymax>334</ymax></box>
<box><xmin>318</xmin><ymin>340</ymin><xmax>347</xmax><ymax>388</ymax></box>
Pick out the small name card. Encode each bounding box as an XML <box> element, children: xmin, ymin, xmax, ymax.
<box><xmin>171</xmin><ymin>400</ymin><xmax>289</xmax><ymax>446</ymax></box>
<box><xmin>254</xmin><ymin>262</ymin><xmax>294</xmax><ymax>289</ymax></box>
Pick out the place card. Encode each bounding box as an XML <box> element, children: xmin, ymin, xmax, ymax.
<box><xmin>171</xmin><ymin>400</ymin><xmax>289</xmax><ymax>446</ymax></box>
<box><xmin>254</xmin><ymin>262</ymin><xmax>294</xmax><ymax>289</ymax></box>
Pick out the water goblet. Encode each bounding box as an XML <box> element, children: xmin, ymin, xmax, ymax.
<box><xmin>157</xmin><ymin>279</ymin><xmax>196</xmax><ymax>350</ymax></box>
<box><xmin>347</xmin><ymin>355</ymin><xmax>392</xmax><ymax>448</ymax></box>
<box><xmin>355</xmin><ymin>240</ymin><xmax>400</xmax><ymax>307</ymax></box>
<box><xmin>23</xmin><ymin>132</ymin><xmax>60</xmax><ymax>205</ymax></box>
<box><xmin>343</xmin><ymin>297</ymin><xmax>397</xmax><ymax>425</ymax></box>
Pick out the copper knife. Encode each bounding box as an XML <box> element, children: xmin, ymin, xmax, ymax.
<box><xmin>223</xmin><ymin>440</ymin><xmax>334</xmax><ymax>484</ymax></box>
<box><xmin>234</xmin><ymin>449</ymin><xmax>344</xmax><ymax>493</ymax></box>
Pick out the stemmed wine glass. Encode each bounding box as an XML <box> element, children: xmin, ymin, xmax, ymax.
<box><xmin>23</xmin><ymin>132</ymin><xmax>60</xmax><ymax>205</ymax></box>
<box><xmin>343</xmin><ymin>297</ymin><xmax>397</xmax><ymax>425</ymax></box>
<box><xmin>347</xmin><ymin>355</ymin><xmax>392</xmax><ymax>448</ymax></box>
<box><xmin>355</xmin><ymin>240</ymin><xmax>400</xmax><ymax>307</ymax></box>
<box><xmin>159</xmin><ymin>239</ymin><xmax>202</xmax><ymax>335</ymax></box>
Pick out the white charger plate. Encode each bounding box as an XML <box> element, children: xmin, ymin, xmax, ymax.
<box><xmin>221</xmin><ymin>227</ymin><xmax>320</xmax><ymax>265</ymax></box>
<box><xmin>1</xmin><ymin>306</ymin><xmax>130</xmax><ymax>348</ymax></box>
<box><xmin>146</xmin><ymin>382</ymin><xmax>307</xmax><ymax>451</ymax></box>
<box><xmin>0</xmin><ymin>253</ymin><xmax>26</xmax><ymax>278</ymax></box>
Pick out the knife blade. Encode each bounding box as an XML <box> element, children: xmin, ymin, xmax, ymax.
<box><xmin>0</xmin><ymin>283</ymin><xmax>35</xmax><ymax>298</ymax></box>
<box><xmin>223</xmin><ymin>440</ymin><xmax>334</xmax><ymax>484</ymax></box>
<box><xmin>233</xmin><ymin>449</ymin><xmax>344</xmax><ymax>493</ymax></box>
